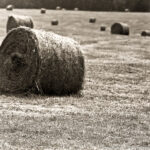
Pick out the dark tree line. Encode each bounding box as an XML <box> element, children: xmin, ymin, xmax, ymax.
<box><xmin>0</xmin><ymin>0</ymin><xmax>150</xmax><ymax>12</ymax></box>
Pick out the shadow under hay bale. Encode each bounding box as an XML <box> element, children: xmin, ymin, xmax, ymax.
<box><xmin>6</xmin><ymin>5</ymin><xmax>14</xmax><ymax>11</ymax></box>
<box><xmin>41</xmin><ymin>8</ymin><xmax>46</xmax><ymax>14</ymax></box>
<box><xmin>89</xmin><ymin>18</ymin><xmax>96</xmax><ymax>23</ymax></box>
<box><xmin>141</xmin><ymin>30</ymin><xmax>150</xmax><ymax>37</ymax></box>
<box><xmin>0</xmin><ymin>27</ymin><xmax>85</xmax><ymax>95</ymax></box>
<box><xmin>7</xmin><ymin>15</ymin><xmax>34</xmax><ymax>33</ymax></box>
<box><xmin>111</xmin><ymin>22</ymin><xmax>129</xmax><ymax>35</ymax></box>
<box><xmin>100</xmin><ymin>26</ymin><xmax>106</xmax><ymax>31</ymax></box>
<box><xmin>51</xmin><ymin>20</ymin><xmax>59</xmax><ymax>25</ymax></box>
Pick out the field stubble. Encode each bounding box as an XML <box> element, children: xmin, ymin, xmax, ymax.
<box><xmin>0</xmin><ymin>9</ymin><xmax>150</xmax><ymax>150</ymax></box>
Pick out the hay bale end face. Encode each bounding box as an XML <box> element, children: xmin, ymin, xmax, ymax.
<box><xmin>111</xmin><ymin>22</ymin><xmax>129</xmax><ymax>35</ymax></box>
<box><xmin>7</xmin><ymin>15</ymin><xmax>34</xmax><ymax>33</ymax></box>
<box><xmin>0</xmin><ymin>27</ymin><xmax>85</xmax><ymax>95</ymax></box>
<box><xmin>89</xmin><ymin>18</ymin><xmax>96</xmax><ymax>23</ymax></box>
<box><xmin>141</xmin><ymin>30</ymin><xmax>150</xmax><ymax>36</ymax></box>
<box><xmin>51</xmin><ymin>20</ymin><xmax>59</xmax><ymax>25</ymax></box>
<box><xmin>41</xmin><ymin>8</ymin><xmax>46</xmax><ymax>14</ymax></box>
<box><xmin>100</xmin><ymin>26</ymin><xmax>106</xmax><ymax>31</ymax></box>
<box><xmin>6</xmin><ymin>5</ymin><xmax>14</xmax><ymax>11</ymax></box>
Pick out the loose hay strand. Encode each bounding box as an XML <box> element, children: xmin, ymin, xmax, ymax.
<box><xmin>0</xmin><ymin>27</ymin><xmax>85</xmax><ymax>95</ymax></box>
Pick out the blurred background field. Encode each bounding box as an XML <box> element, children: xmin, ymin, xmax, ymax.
<box><xmin>0</xmin><ymin>9</ymin><xmax>150</xmax><ymax>150</ymax></box>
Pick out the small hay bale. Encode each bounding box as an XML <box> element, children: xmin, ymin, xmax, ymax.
<box><xmin>56</xmin><ymin>6</ymin><xmax>61</xmax><ymax>10</ymax></box>
<box><xmin>7</xmin><ymin>15</ymin><xmax>34</xmax><ymax>33</ymax></box>
<box><xmin>89</xmin><ymin>18</ymin><xmax>96</xmax><ymax>23</ymax></box>
<box><xmin>6</xmin><ymin>5</ymin><xmax>14</xmax><ymax>11</ymax></box>
<box><xmin>0</xmin><ymin>27</ymin><xmax>85</xmax><ymax>95</ymax></box>
<box><xmin>141</xmin><ymin>30</ymin><xmax>150</xmax><ymax>36</ymax></box>
<box><xmin>100</xmin><ymin>26</ymin><xmax>106</xmax><ymax>31</ymax></box>
<box><xmin>125</xmin><ymin>8</ymin><xmax>129</xmax><ymax>12</ymax></box>
<box><xmin>74</xmin><ymin>8</ymin><xmax>79</xmax><ymax>11</ymax></box>
<box><xmin>111</xmin><ymin>22</ymin><xmax>129</xmax><ymax>35</ymax></box>
<box><xmin>51</xmin><ymin>20</ymin><xmax>59</xmax><ymax>25</ymax></box>
<box><xmin>41</xmin><ymin>8</ymin><xmax>46</xmax><ymax>14</ymax></box>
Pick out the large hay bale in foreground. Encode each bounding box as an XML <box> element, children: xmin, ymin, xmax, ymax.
<box><xmin>89</xmin><ymin>18</ymin><xmax>96</xmax><ymax>23</ymax></box>
<box><xmin>141</xmin><ymin>30</ymin><xmax>150</xmax><ymax>36</ymax></box>
<box><xmin>7</xmin><ymin>15</ymin><xmax>34</xmax><ymax>32</ymax></box>
<box><xmin>111</xmin><ymin>22</ymin><xmax>129</xmax><ymax>35</ymax></box>
<box><xmin>0</xmin><ymin>27</ymin><xmax>85</xmax><ymax>95</ymax></box>
<box><xmin>41</xmin><ymin>8</ymin><xmax>46</xmax><ymax>14</ymax></box>
<box><xmin>6</xmin><ymin>5</ymin><xmax>13</xmax><ymax>11</ymax></box>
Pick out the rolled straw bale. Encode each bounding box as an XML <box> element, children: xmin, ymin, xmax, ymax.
<box><xmin>56</xmin><ymin>6</ymin><xmax>61</xmax><ymax>10</ymax></box>
<box><xmin>41</xmin><ymin>8</ymin><xmax>46</xmax><ymax>14</ymax></box>
<box><xmin>74</xmin><ymin>8</ymin><xmax>79</xmax><ymax>11</ymax></box>
<box><xmin>111</xmin><ymin>22</ymin><xmax>129</xmax><ymax>35</ymax></box>
<box><xmin>7</xmin><ymin>15</ymin><xmax>34</xmax><ymax>33</ymax></box>
<box><xmin>6</xmin><ymin>5</ymin><xmax>13</xmax><ymax>11</ymax></box>
<box><xmin>0</xmin><ymin>27</ymin><xmax>85</xmax><ymax>95</ymax></box>
<box><xmin>89</xmin><ymin>18</ymin><xmax>96</xmax><ymax>23</ymax></box>
<box><xmin>100</xmin><ymin>26</ymin><xmax>106</xmax><ymax>31</ymax></box>
<box><xmin>51</xmin><ymin>20</ymin><xmax>59</xmax><ymax>25</ymax></box>
<box><xmin>141</xmin><ymin>30</ymin><xmax>150</xmax><ymax>36</ymax></box>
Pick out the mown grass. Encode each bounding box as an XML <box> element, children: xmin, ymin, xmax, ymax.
<box><xmin>0</xmin><ymin>9</ymin><xmax>150</xmax><ymax>150</ymax></box>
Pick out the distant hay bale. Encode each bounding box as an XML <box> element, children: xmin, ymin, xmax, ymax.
<box><xmin>56</xmin><ymin>6</ymin><xmax>61</xmax><ymax>10</ymax></box>
<box><xmin>74</xmin><ymin>8</ymin><xmax>79</xmax><ymax>11</ymax></box>
<box><xmin>100</xmin><ymin>25</ymin><xmax>106</xmax><ymax>31</ymax></box>
<box><xmin>125</xmin><ymin>8</ymin><xmax>129</xmax><ymax>12</ymax></box>
<box><xmin>51</xmin><ymin>20</ymin><xmax>59</xmax><ymax>25</ymax></box>
<box><xmin>141</xmin><ymin>30</ymin><xmax>150</xmax><ymax>36</ymax></box>
<box><xmin>0</xmin><ymin>27</ymin><xmax>85</xmax><ymax>95</ymax></box>
<box><xmin>41</xmin><ymin>8</ymin><xmax>46</xmax><ymax>14</ymax></box>
<box><xmin>7</xmin><ymin>15</ymin><xmax>34</xmax><ymax>33</ymax></box>
<box><xmin>111</xmin><ymin>22</ymin><xmax>129</xmax><ymax>35</ymax></box>
<box><xmin>6</xmin><ymin>5</ymin><xmax>14</xmax><ymax>11</ymax></box>
<box><xmin>89</xmin><ymin>18</ymin><xmax>96</xmax><ymax>23</ymax></box>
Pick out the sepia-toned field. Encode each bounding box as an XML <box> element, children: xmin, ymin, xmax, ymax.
<box><xmin>0</xmin><ymin>9</ymin><xmax>150</xmax><ymax>150</ymax></box>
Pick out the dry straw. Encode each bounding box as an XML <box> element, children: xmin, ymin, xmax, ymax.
<box><xmin>111</xmin><ymin>22</ymin><xmax>129</xmax><ymax>35</ymax></box>
<box><xmin>0</xmin><ymin>27</ymin><xmax>85</xmax><ymax>95</ymax></box>
<box><xmin>6</xmin><ymin>5</ymin><xmax>13</xmax><ymax>11</ymax></box>
<box><xmin>7</xmin><ymin>15</ymin><xmax>34</xmax><ymax>32</ymax></box>
<box><xmin>41</xmin><ymin>8</ymin><xmax>46</xmax><ymax>14</ymax></box>
<box><xmin>141</xmin><ymin>30</ymin><xmax>150</xmax><ymax>36</ymax></box>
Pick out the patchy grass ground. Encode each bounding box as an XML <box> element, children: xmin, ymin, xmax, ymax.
<box><xmin>0</xmin><ymin>9</ymin><xmax>150</xmax><ymax>150</ymax></box>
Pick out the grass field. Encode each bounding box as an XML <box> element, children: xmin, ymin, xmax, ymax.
<box><xmin>0</xmin><ymin>9</ymin><xmax>150</xmax><ymax>150</ymax></box>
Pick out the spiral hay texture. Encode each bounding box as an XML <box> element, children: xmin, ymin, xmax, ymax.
<box><xmin>7</xmin><ymin>15</ymin><xmax>34</xmax><ymax>33</ymax></box>
<box><xmin>6</xmin><ymin>5</ymin><xmax>13</xmax><ymax>11</ymax></box>
<box><xmin>0</xmin><ymin>27</ymin><xmax>85</xmax><ymax>95</ymax></box>
<box><xmin>111</xmin><ymin>22</ymin><xmax>129</xmax><ymax>35</ymax></box>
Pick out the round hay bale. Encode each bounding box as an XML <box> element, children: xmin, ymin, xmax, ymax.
<box><xmin>141</xmin><ymin>30</ymin><xmax>150</xmax><ymax>36</ymax></box>
<box><xmin>7</xmin><ymin>15</ymin><xmax>34</xmax><ymax>33</ymax></box>
<box><xmin>74</xmin><ymin>8</ymin><xmax>79</xmax><ymax>11</ymax></box>
<box><xmin>41</xmin><ymin>8</ymin><xmax>46</xmax><ymax>14</ymax></box>
<box><xmin>111</xmin><ymin>22</ymin><xmax>129</xmax><ymax>35</ymax></box>
<box><xmin>100</xmin><ymin>26</ymin><xmax>106</xmax><ymax>31</ymax></box>
<box><xmin>6</xmin><ymin>5</ymin><xmax>14</xmax><ymax>11</ymax></box>
<box><xmin>56</xmin><ymin>6</ymin><xmax>61</xmax><ymax>10</ymax></box>
<box><xmin>0</xmin><ymin>27</ymin><xmax>85</xmax><ymax>95</ymax></box>
<box><xmin>125</xmin><ymin>8</ymin><xmax>129</xmax><ymax>12</ymax></box>
<box><xmin>51</xmin><ymin>20</ymin><xmax>59</xmax><ymax>25</ymax></box>
<box><xmin>89</xmin><ymin>18</ymin><xmax>96</xmax><ymax>23</ymax></box>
